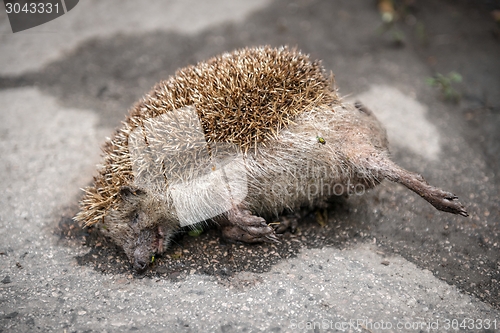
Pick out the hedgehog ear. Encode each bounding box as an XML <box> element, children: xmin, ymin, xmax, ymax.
<box><xmin>119</xmin><ymin>186</ymin><xmax>146</xmax><ymax>203</ymax></box>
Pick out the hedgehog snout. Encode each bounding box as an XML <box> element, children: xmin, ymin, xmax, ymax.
<box><xmin>133</xmin><ymin>255</ymin><xmax>148</xmax><ymax>272</ymax></box>
<box><xmin>131</xmin><ymin>227</ymin><xmax>157</xmax><ymax>271</ymax></box>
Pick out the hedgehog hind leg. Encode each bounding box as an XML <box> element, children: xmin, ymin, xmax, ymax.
<box><xmin>220</xmin><ymin>206</ymin><xmax>279</xmax><ymax>244</ymax></box>
<box><xmin>381</xmin><ymin>160</ymin><xmax>468</xmax><ymax>217</ymax></box>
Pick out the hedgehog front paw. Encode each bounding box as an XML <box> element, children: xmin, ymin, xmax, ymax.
<box><xmin>222</xmin><ymin>208</ymin><xmax>279</xmax><ymax>244</ymax></box>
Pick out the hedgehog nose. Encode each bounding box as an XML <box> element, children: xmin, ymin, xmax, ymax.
<box><xmin>134</xmin><ymin>258</ymin><xmax>148</xmax><ymax>271</ymax></box>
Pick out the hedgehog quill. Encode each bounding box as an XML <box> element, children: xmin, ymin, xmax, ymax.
<box><xmin>75</xmin><ymin>46</ymin><xmax>467</xmax><ymax>271</ymax></box>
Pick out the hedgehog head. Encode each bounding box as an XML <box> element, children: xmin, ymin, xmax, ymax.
<box><xmin>100</xmin><ymin>186</ymin><xmax>177</xmax><ymax>271</ymax></box>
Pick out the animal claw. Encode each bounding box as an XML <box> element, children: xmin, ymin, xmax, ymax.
<box><xmin>427</xmin><ymin>189</ymin><xmax>468</xmax><ymax>217</ymax></box>
<box><xmin>265</xmin><ymin>233</ymin><xmax>281</xmax><ymax>244</ymax></box>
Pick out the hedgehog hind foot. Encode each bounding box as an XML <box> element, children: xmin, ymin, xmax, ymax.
<box><xmin>384</xmin><ymin>162</ymin><xmax>468</xmax><ymax>217</ymax></box>
<box><xmin>415</xmin><ymin>186</ymin><xmax>468</xmax><ymax>217</ymax></box>
<box><xmin>221</xmin><ymin>207</ymin><xmax>279</xmax><ymax>244</ymax></box>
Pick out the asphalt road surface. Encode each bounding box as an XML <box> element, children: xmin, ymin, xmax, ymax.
<box><xmin>1</xmin><ymin>0</ymin><xmax>499</xmax><ymax>332</ymax></box>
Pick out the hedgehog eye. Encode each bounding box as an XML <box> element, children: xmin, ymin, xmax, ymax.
<box><xmin>131</xmin><ymin>211</ymin><xmax>140</xmax><ymax>225</ymax></box>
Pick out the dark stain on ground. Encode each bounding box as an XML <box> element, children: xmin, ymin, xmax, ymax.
<box><xmin>57</xmin><ymin>196</ymin><xmax>370</xmax><ymax>281</ymax></box>
<box><xmin>9</xmin><ymin>0</ymin><xmax>500</xmax><ymax>310</ymax></box>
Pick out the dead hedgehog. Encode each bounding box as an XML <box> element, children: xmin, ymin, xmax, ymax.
<box><xmin>75</xmin><ymin>46</ymin><xmax>468</xmax><ymax>272</ymax></box>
